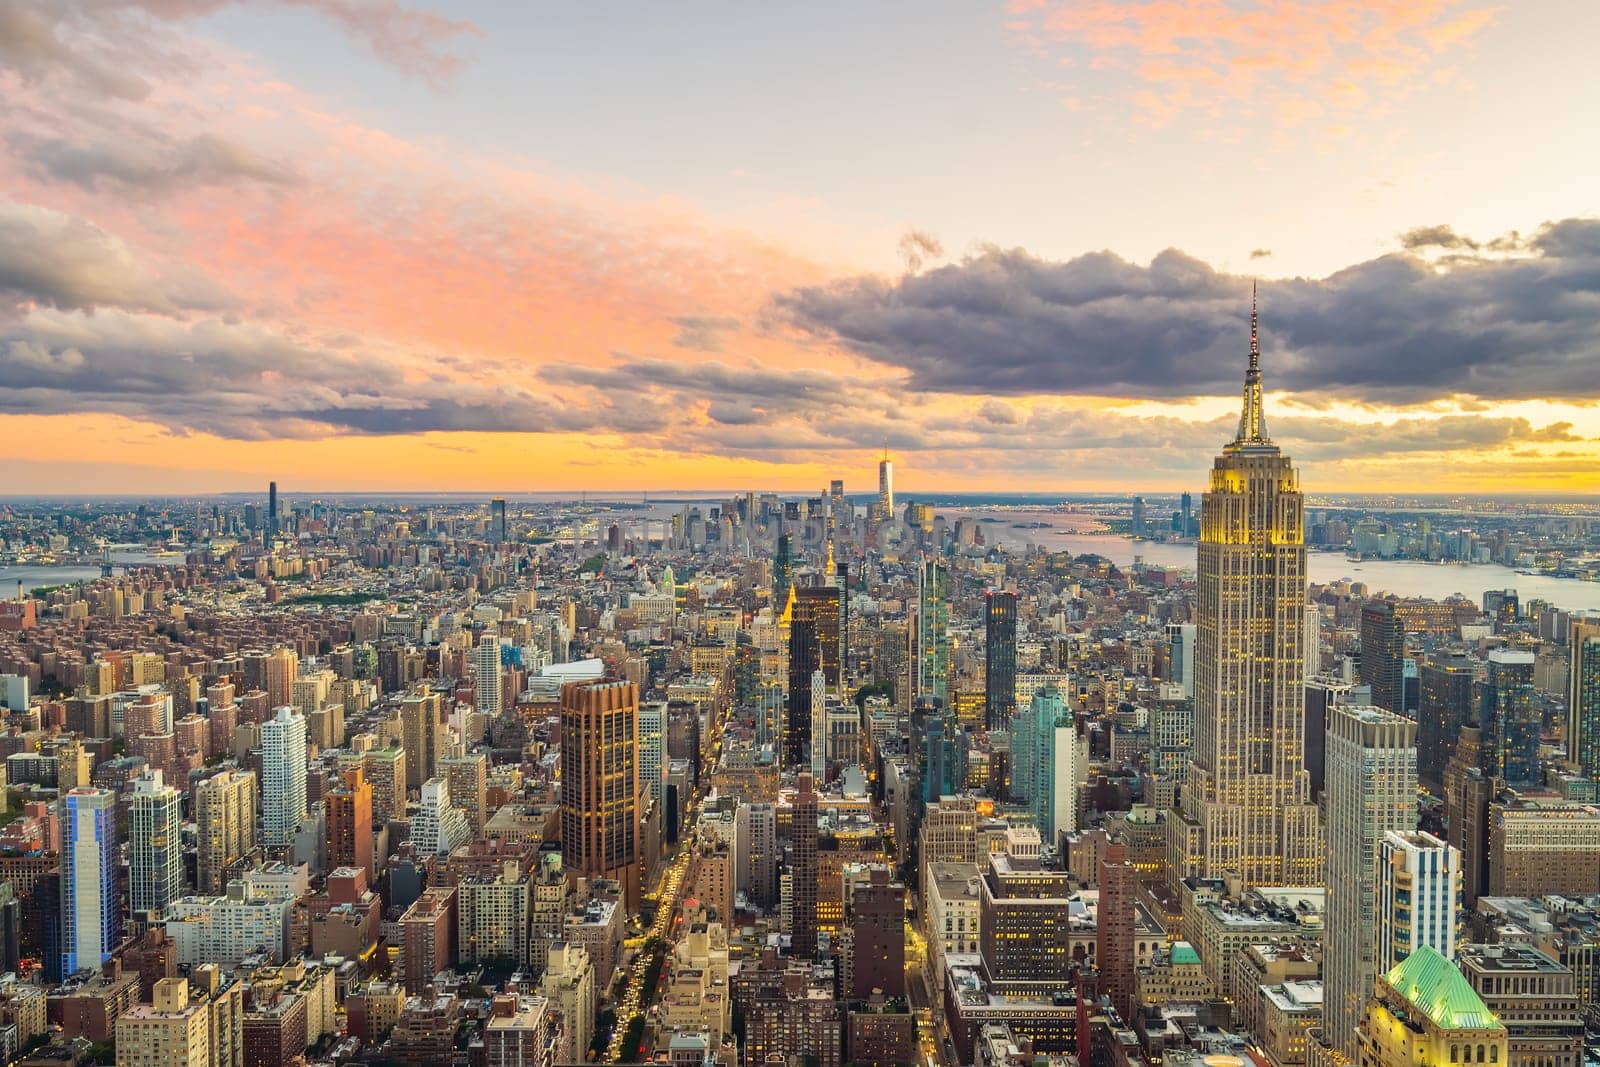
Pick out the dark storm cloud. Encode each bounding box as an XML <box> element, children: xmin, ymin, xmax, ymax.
<box><xmin>773</xmin><ymin>219</ymin><xmax>1600</xmax><ymax>403</ymax></box>
<box><xmin>13</xmin><ymin>131</ymin><xmax>298</xmax><ymax>194</ymax></box>
<box><xmin>0</xmin><ymin>310</ymin><xmax>661</xmax><ymax>439</ymax></box>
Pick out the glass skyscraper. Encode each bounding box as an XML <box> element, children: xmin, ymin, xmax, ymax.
<box><xmin>61</xmin><ymin>787</ymin><xmax>118</xmax><ymax>978</ymax></box>
<box><xmin>984</xmin><ymin>590</ymin><xmax>1017</xmax><ymax>731</ymax></box>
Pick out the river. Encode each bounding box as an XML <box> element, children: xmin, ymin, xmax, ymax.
<box><xmin>980</xmin><ymin>515</ymin><xmax>1600</xmax><ymax>613</ymax></box>
<box><xmin>0</xmin><ymin>551</ymin><xmax>173</xmax><ymax>597</ymax></box>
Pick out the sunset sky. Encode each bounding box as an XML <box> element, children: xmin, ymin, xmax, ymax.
<box><xmin>2</xmin><ymin>0</ymin><xmax>1599</xmax><ymax>496</ymax></box>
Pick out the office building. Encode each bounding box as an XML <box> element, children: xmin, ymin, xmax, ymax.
<box><xmin>61</xmin><ymin>787</ymin><xmax>119</xmax><ymax>977</ymax></box>
<box><xmin>1167</xmin><ymin>622</ymin><xmax>1196</xmax><ymax>700</ymax></box>
<box><xmin>559</xmin><ymin>679</ymin><xmax>641</xmax><ymax>908</ymax></box>
<box><xmin>489</xmin><ymin>498</ymin><xmax>507</xmax><ymax>545</ymax></box>
<box><xmin>1567</xmin><ymin>618</ymin><xmax>1600</xmax><ymax>779</ymax></box>
<box><xmin>915</xmin><ymin>557</ymin><xmax>949</xmax><ymax>702</ymax></box>
<box><xmin>1324</xmin><ymin>704</ymin><xmax>1417</xmax><ymax>1061</ymax></box>
<box><xmin>1458</xmin><ymin>944</ymin><xmax>1582</xmax><ymax>1067</ymax></box>
<box><xmin>1098</xmin><ymin>843</ymin><xmax>1137</xmax><ymax>1019</ymax></box>
<box><xmin>985</xmin><ymin>591</ymin><xmax>1018</xmax><ymax>730</ymax></box>
<box><xmin>1377</xmin><ymin>830</ymin><xmax>1460</xmax><ymax>975</ymax></box>
<box><xmin>1360</xmin><ymin>602</ymin><xmax>1405</xmax><ymax>716</ymax></box>
<box><xmin>1171</xmin><ymin>299</ymin><xmax>1320</xmax><ymax>889</ymax></box>
<box><xmin>196</xmin><ymin>770</ymin><xmax>258</xmax><ymax>896</ymax></box>
<box><xmin>637</xmin><ymin>702</ymin><xmax>667</xmax><ymax>804</ymax></box>
<box><xmin>129</xmin><ymin>770</ymin><xmax>183</xmax><ymax>919</ymax></box>
<box><xmin>792</xmin><ymin>772</ymin><xmax>819</xmax><ymax>958</ymax></box>
<box><xmin>261</xmin><ymin>708</ymin><xmax>308</xmax><ymax>849</ymax></box>
<box><xmin>1420</xmin><ymin>654</ymin><xmax>1479</xmax><ymax>793</ymax></box>
<box><xmin>786</xmin><ymin>587</ymin><xmax>841</xmax><ymax>768</ymax></box>
<box><xmin>878</xmin><ymin>453</ymin><xmax>894</xmax><ymax>521</ymax></box>
<box><xmin>1482</xmin><ymin>650</ymin><xmax>1540</xmax><ymax>788</ymax></box>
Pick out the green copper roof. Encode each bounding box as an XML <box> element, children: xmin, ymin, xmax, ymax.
<box><xmin>1171</xmin><ymin>941</ymin><xmax>1201</xmax><ymax>966</ymax></box>
<box><xmin>1384</xmin><ymin>946</ymin><xmax>1498</xmax><ymax>1031</ymax></box>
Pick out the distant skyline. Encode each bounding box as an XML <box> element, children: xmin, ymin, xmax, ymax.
<box><xmin>2</xmin><ymin>1</ymin><xmax>1598</xmax><ymax>494</ymax></box>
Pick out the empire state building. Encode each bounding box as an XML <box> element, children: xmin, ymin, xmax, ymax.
<box><xmin>1168</xmin><ymin>292</ymin><xmax>1322</xmax><ymax>889</ymax></box>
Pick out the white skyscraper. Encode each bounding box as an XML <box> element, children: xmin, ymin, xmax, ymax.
<box><xmin>1324</xmin><ymin>704</ymin><xmax>1418</xmax><ymax>1060</ymax></box>
<box><xmin>129</xmin><ymin>769</ymin><xmax>183</xmax><ymax>918</ymax></box>
<box><xmin>810</xmin><ymin>669</ymin><xmax>827</xmax><ymax>780</ymax></box>
<box><xmin>471</xmin><ymin>635</ymin><xmax>502</xmax><ymax>718</ymax></box>
<box><xmin>1378</xmin><ymin>830</ymin><xmax>1460</xmax><ymax>974</ymax></box>
<box><xmin>261</xmin><ymin>707</ymin><xmax>308</xmax><ymax>848</ymax></box>
<box><xmin>61</xmin><ymin>787</ymin><xmax>118</xmax><ymax>977</ymax></box>
<box><xmin>1166</xmin><ymin>623</ymin><xmax>1196</xmax><ymax>700</ymax></box>
<box><xmin>638</xmin><ymin>701</ymin><xmax>667</xmax><ymax>804</ymax></box>
<box><xmin>413</xmin><ymin>776</ymin><xmax>472</xmax><ymax>856</ymax></box>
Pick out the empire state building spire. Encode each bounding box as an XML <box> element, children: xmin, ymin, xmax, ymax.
<box><xmin>1232</xmin><ymin>282</ymin><xmax>1271</xmax><ymax>448</ymax></box>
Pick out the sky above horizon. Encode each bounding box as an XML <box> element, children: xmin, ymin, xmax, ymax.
<box><xmin>2</xmin><ymin>0</ymin><xmax>1599</xmax><ymax>496</ymax></box>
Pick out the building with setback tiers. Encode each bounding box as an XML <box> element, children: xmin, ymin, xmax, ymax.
<box><xmin>1170</xmin><ymin>296</ymin><xmax>1321</xmax><ymax>890</ymax></box>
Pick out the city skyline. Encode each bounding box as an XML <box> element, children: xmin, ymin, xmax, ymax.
<box><xmin>3</xmin><ymin>2</ymin><xmax>1599</xmax><ymax>495</ymax></box>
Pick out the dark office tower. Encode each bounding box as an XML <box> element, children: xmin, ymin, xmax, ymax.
<box><xmin>1181</xmin><ymin>492</ymin><xmax>1193</xmax><ymax>537</ymax></box>
<box><xmin>1131</xmin><ymin>496</ymin><xmax>1146</xmax><ymax>536</ymax></box>
<box><xmin>1568</xmin><ymin>619</ymin><xmax>1600</xmax><ymax>778</ymax></box>
<box><xmin>773</xmin><ymin>534</ymin><xmax>793</xmax><ymax>613</ymax></box>
<box><xmin>560</xmin><ymin>679</ymin><xmax>641</xmax><ymax>909</ymax></box>
<box><xmin>786</xmin><ymin>586</ymin><xmax>841</xmax><ymax>769</ymax></box>
<box><xmin>267</xmin><ymin>481</ymin><xmax>278</xmax><ymax>541</ymax></box>
<box><xmin>1097</xmin><ymin>843</ymin><xmax>1137</xmax><ymax>1020</ymax></box>
<box><xmin>1444</xmin><ymin>727</ymin><xmax>1494</xmax><ymax>908</ymax></box>
<box><xmin>1359</xmin><ymin>602</ymin><xmax>1404</xmax><ymax>715</ymax></box>
<box><xmin>1419</xmin><ymin>654</ymin><xmax>1478</xmax><ymax>792</ymax></box>
<box><xmin>848</xmin><ymin>868</ymin><xmax>905</xmax><ymax>998</ymax></box>
<box><xmin>1303</xmin><ymin>677</ymin><xmax>1352</xmax><ymax>801</ymax></box>
<box><xmin>984</xmin><ymin>591</ymin><xmax>1018</xmax><ymax>731</ymax></box>
<box><xmin>326</xmin><ymin>767</ymin><xmax>375</xmax><ymax>883</ymax></box>
<box><xmin>1480</xmin><ymin>650</ymin><xmax>1539</xmax><ymax>788</ymax></box>
<box><xmin>792</xmin><ymin>772</ymin><xmax>819</xmax><ymax>958</ymax></box>
<box><xmin>489</xmin><ymin>498</ymin><xmax>507</xmax><ymax>544</ymax></box>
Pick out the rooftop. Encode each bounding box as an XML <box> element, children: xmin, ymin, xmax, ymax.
<box><xmin>1384</xmin><ymin>945</ymin><xmax>1499</xmax><ymax>1031</ymax></box>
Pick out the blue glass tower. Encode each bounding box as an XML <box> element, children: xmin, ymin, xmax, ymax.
<box><xmin>60</xmin><ymin>787</ymin><xmax>119</xmax><ymax>978</ymax></box>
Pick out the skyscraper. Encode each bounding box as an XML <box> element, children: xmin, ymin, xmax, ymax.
<box><xmin>1569</xmin><ymin>618</ymin><xmax>1600</xmax><ymax>778</ymax></box>
<box><xmin>915</xmin><ymin>557</ymin><xmax>949</xmax><ymax>703</ymax></box>
<box><xmin>878</xmin><ymin>452</ymin><xmax>894</xmax><ymax>521</ymax></box>
<box><xmin>1170</xmin><ymin>293</ymin><xmax>1320</xmax><ymax>889</ymax></box>
<box><xmin>786</xmin><ymin>586</ymin><xmax>841</xmax><ymax>769</ymax></box>
<box><xmin>559</xmin><ymin>679</ymin><xmax>641</xmax><ymax>909</ymax></box>
<box><xmin>261</xmin><ymin>707</ymin><xmax>308</xmax><ymax>849</ymax></box>
<box><xmin>489</xmin><ymin>497</ymin><xmax>507</xmax><ymax>544</ymax></box>
<box><xmin>263</xmin><ymin>646</ymin><xmax>298</xmax><ymax>712</ymax></box>
<box><xmin>1377</xmin><ymin>830</ymin><xmax>1460</xmax><ymax>975</ymax></box>
<box><xmin>1419</xmin><ymin>654</ymin><xmax>1478</xmax><ymax>792</ymax></box>
<box><xmin>1324</xmin><ymin>704</ymin><xmax>1418</xmax><ymax>1060</ymax></box>
<box><xmin>61</xmin><ymin>787</ymin><xmax>118</xmax><ymax>977</ymax></box>
<box><xmin>984</xmin><ymin>591</ymin><xmax>1017</xmax><ymax>731</ymax></box>
<box><xmin>267</xmin><ymin>481</ymin><xmax>278</xmax><ymax>541</ymax></box>
<box><xmin>326</xmin><ymin>766</ymin><xmax>374</xmax><ymax>882</ymax></box>
<box><xmin>471</xmin><ymin>635</ymin><xmax>502</xmax><ymax>718</ymax></box>
<box><xmin>129</xmin><ymin>769</ymin><xmax>183</xmax><ymax>919</ymax></box>
<box><xmin>1166</xmin><ymin>622</ymin><xmax>1196</xmax><ymax>701</ymax></box>
<box><xmin>1481</xmin><ymin>649</ymin><xmax>1539</xmax><ymax>788</ymax></box>
<box><xmin>792</xmin><ymin>771</ymin><xmax>819</xmax><ymax>957</ymax></box>
<box><xmin>1097</xmin><ymin>843</ymin><xmax>1136</xmax><ymax>1020</ymax></box>
<box><xmin>196</xmin><ymin>769</ymin><xmax>258</xmax><ymax>895</ymax></box>
<box><xmin>1359</xmin><ymin>602</ymin><xmax>1404</xmax><ymax>716</ymax></box>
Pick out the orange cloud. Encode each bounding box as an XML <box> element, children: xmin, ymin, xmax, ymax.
<box><xmin>1005</xmin><ymin>0</ymin><xmax>1500</xmax><ymax>130</ymax></box>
